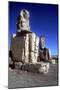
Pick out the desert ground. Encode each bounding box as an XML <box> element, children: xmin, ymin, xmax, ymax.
<box><xmin>8</xmin><ymin>59</ymin><xmax>58</xmax><ymax>89</ymax></box>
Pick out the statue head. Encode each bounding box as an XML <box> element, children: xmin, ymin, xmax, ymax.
<box><xmin>40</xmin><ymin>35</ymin><xmax>45</xmax><ymax>49</ymax></box>
<box><xmin>16</xmin><ymin>9</ymin><xmax>30</xmax><ymax>30</ymax></box>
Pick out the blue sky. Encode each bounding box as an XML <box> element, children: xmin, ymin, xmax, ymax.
<box><xmin>9</xmin><ymin>2</ymin><xmax>58</xmax><ymax>55</ymax></box>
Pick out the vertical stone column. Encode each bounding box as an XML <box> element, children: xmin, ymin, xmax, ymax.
<box><xmin>24</xmin><ymin>34</ymin><xmax>29</xmax><ymax>63</ymax></box>
<box><xmin>34</xmin><ymin>36</ymin><xmax>39</xmax><ymax>62</ymax></box>
<box><xmin>29</xmin><ymin>33</ymin><xmax>36</xmax><ymax>63</ymax></box>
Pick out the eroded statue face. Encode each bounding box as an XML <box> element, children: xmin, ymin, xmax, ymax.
<box><xmin>17</xmin><ymin>9</ymin><xmax>30</xmax><ymax>31</ymax></box>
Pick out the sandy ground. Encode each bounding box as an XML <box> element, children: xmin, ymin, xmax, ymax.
<box><xmin>8</xmin><ymin>62</ymin><xmax>58</xmax><ymax>89</ymax></box>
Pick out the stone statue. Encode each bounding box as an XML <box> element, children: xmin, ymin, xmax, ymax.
<box><xmin>39</xmin><ymin>35</ymin><xmax>51</xmax><ymax>62</ymax></box>
<box><xmin>16</xmin><ymin>9</ymin><xmax>30</xmax><ymax>32</ymax></box>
